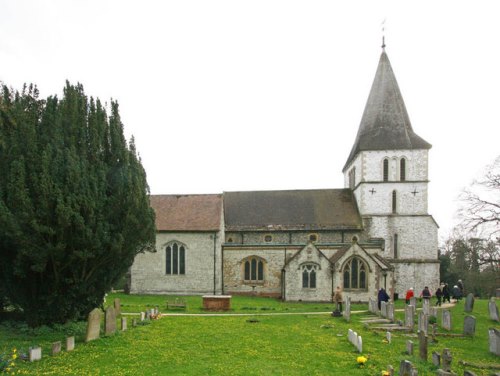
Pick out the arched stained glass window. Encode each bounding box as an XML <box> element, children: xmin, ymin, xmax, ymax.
<box><xmin>302</xmin><ymin>264</ymin><xmax>318</xmax><ymax>289</ymax></box>
<box><xmin>342</xmin><ymin>257</ymin><xmax>367</xmax><ymax>290</ymax></box>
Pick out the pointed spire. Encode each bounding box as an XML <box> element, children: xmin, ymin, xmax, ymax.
<box><xmin>343</xmin><ymin>50</ymin><xmax>431</xmax><ymax>172</ymax></box>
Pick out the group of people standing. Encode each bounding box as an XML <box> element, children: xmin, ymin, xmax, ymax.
<box><xmin>405</xmin><ymin>280</ymin><xmax>464</xmax><ymax>307</ymax></box>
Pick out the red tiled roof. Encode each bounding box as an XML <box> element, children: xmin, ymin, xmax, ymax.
<box><xmin>150</xmin><ymin>194</ymin><xmax>222</xmax><ymax>231</ymax></box>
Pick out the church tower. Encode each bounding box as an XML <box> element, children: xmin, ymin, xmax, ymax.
<box><xmin>342</xmin><ymin>48</ymin><xmax>440</xmax><ymax>296</ymax></box>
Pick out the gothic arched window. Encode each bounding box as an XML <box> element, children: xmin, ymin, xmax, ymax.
<box><xmin>394</xmin><ymin>234</ymin><xmax>399</xmax><ymax>259</ymax></box>
<box><xmin>166</xmin><ymin>242</ymin><xmax>186</xmax><ymax>275</ymax></box>
<box><xmin>343</xmin><ymin>257</ymin><xmax>367</xmax><ymax>290</ymax></box>
<box><xmin>383</xmin><ymin>159</ymin><xmax>389</xmax><ymax>182</ymax></box>
<box><xmin>400</xmin><ymin>158</ymin><xmax>406</xmax><ymax>181</ymax></box>
<box><xmin>392</xmin><ymin>190</ymin><xmax>397</xmax><ymax>213</ymax></box>
<box><xmin>243</xmin><ymin>256</ymin><xmax>265</xmax><ymax>282</ymax></box>
<box><xmin>302</xmin><ymin>263</ymin><xmax>318</xmax><ymax>288</ymax></box>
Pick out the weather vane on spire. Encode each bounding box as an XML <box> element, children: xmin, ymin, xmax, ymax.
<box><xmin>381</xmin><ymin>18</ymin><xmax>387</xmax><ymax>50</ymax></box>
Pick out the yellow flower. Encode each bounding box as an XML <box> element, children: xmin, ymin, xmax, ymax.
<box><xmin>356</xmin><ymin>356</ymin><xmax>368</xmax><ymax>365</ymax></box>
<box><xmin>12</xmin><ymin>354</ymin><xmax>18</xmax><ymax>360</ymax></box>
<box><xmin>382</xmin><ymin>372</ymin><xmax>390</xmax><ymax>376</ymax></box>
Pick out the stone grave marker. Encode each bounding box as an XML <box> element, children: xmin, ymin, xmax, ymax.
<box><xmin>66</xmin><ymin>336</ymin><xmax>75</xmax><ymax>351</ymax></box>
<box><xmin>463</xmin><ymin>315</ymin><xmax>476</xmax><ymax>336</ymax></box>
<box><xmin>418</xmin><ymin>311</ymin><xmax>428</xmax><ymax>335</ymax></box>
<box><xmin>140</xmin><ymin>311</ymin><xmax>145</xmax><ymax>321</ymax></box>
<box><xmin>381</xmin><ymin>301</ymin><xmax>388</xmax><ymax>318</ymax></box>
<box><xmin>386</xmin><ymin>331</ymin><xmax>391</xmax><ymax>344</ymax></box>
<box><xmin>105</xmin><ymin>306</ymin><xmax>117</xmax><ymax>335</ymax></box>
<box><xmin>145</xmin><ymin>310</ymin><xmax>150</xmax><ymax>319</ymax></box>
<box><xmin>429</xmin><ymin>307</ymin><xmax>438</xmax><ymax>318</ymax></box>
<box><xmin>399</xmin><ymin>360</ymin><xmax>413</xmax><ymax>376</ymax></box>
<box><xmin>432</xmin><ymin>351</ymin><xmax>441</xmax><ymax>367</ymax></box>
<box><xmin>387</xmin><ymin>365</ymin><xmax>394</xmax><ymax>376</ymax></box>
<box><xmin>422</xmin><ymin>299</ymin><xmax>430</xmax><ymax>315</ymax></box>
<box><xmin>344</xmin><ymin>296</ymin><xmax>351</xmax><ymax>322</ymax></box>
<box><xmin>114</xmin><ymin>298</ymin><xmax>121</xmax><ymax>316</ymax></box>
<box><xmin>418</xmin><ymin>330</ymin><xmax>428</xmax><ymax>361</ymax></box>
<box><xmin>410</xmin><ymin>296</ymin><xmax>417</xmax><ymax>307</ymax></box>
<box><xmin>489</xmin><ymin>298</ymin><xmax>499</xmax><ymax>322</ymax></box>
<box><xmin>132</xmin><ymin>318</ymin><xmax>138</xmax><ymax>327</ymax></box>
<box><xmin>357</xmin><ymin>335</ymin><xmax>362</xmax><ymax>353</ymax></box>
<box><xmin>85</xmin><ymin>308</ymin><xmax>102</xmax><ymax>342</ymax></box>
<box><xmin>51</xmin><ymin>341</ymin><xmax>62</xmax><ymax>355</ymax></box>
<box><xmin>29</xmin><ymin>347</ymin><xmax>42</xmax><ymax>362</ymax></box>
<box><xmin>387</xmin><ymin>302</ymin><xmax>394</xmax><ymax>322</ymax></box>
<box><xmin>489</xmin><ymin>328</ymin><xmax>500</xmax><ymax>356</ymax></box>
<box><xmin>405</xmin><ymin>305</ymin><xmax>415</xmax><ymax>330</ymax></box>
<box><xmin>121</xmin><ymin>317</ymin><xmax>127</xmax><ymax>331</ymax></box>
<box><xmin>441</xmin><ymin>348</ymin><xmax>452</xmax><ymax>372</ymax></box>
<box><xmin>406</xmin><ymin>340</ymin><xmax>414</xmax><ymax>355</ymax></box>
<box><xmin>464</xmin><ymin>293</ymin><xmax>474</xmax><ymax>313</ymax></box>
<box><xmin>368</xmin><ymin>298</ymin><xmax>373</xmax><ymax>313</ymax></box>
<box><xmin>441</xmin><ymin>310</ymin><xmax>452</xmax><ymax>331</ymax></box>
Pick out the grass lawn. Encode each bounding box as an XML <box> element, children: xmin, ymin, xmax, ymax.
<box><xmin>1</xmin><ymin>295</ymin><xmax>498</xmax><ymax>375</ymax></box>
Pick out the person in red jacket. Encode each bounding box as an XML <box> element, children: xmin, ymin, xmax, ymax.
<box><xmin>405</xmin><ymin>288</ymin><xmax>414</xmax><ymax>305</ymax></box>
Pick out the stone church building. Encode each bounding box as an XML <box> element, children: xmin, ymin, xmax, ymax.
<box><xmin>130</xmin><ymin>48</ymin><xmax>440</xmax><ymax>302</ymax></box>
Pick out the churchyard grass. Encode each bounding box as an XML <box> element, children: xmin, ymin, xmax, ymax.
<box><xmin>0</xmin><ymin>296</ymin><xmax>498</xmax><ymax>375</ymax></box>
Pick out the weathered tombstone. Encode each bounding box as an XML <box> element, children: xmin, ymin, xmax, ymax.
<box><xmin>29</xmin><ymin>347</ymin><xmax>42</xmax><ymax>362</ymax></box>
<box><xmin>405</xmin><ymin>305</ymin><xmax>415</xmax><ymax>330</ymax></box>
<box><xmin>441</xmin><ymin>348</ymin><xmax>452</xmax><ymax>372</ymax></box>
<box><xmin>357</xmin><ymin>335</ymin><xmax>362</xmax><ymax>353</ymax></box>
<box><xmin>140</xmin><ymin>311</ymin><xmax>145</xmax><ymax>321</ymax></box>
<box><xmin>432</xmin><ymin>351</ymin><xmax>441</xmax><ymax>366</ymax></box>
<box><xmin>132</xmin><ymin>318</ymin><xmax>138</xmax><ymax>327</ymax></box>
<box><xmin>464</xmin><ymin>293</ymin><xmax>474</xmax><ymax>313</ymax></box>
<box><xmin>145</xmin><ymin>310</ymin><xmax>150</xmax><ymax>319</ymax></box>
<box><xmin>114</xmin><ymin>298</ymin><xmax>121</xmax><ymax>316</ymax></box>
<box><xmin>85</xmin><ymin>308</ymin><xmax>102</xmax><ymax>342</ymax></box>
<box><xmin>348</xmin><ymin>329</ymin><xmax>354</xmax><ymax>343</ymax></box>
<box><xmin>387</xmin><ymin>302</ymin><xmax>395</xmax><ymax>322</ymax></box>
<box><xmin>105</xmin><ymin>306</ymin><xmax>117</xmax><ymax>335</ymax></box>
<box><xmin>422</xmin><ymin>299</ymin><xmax>430</xmax><ymax>315</ymax></box>
<box><xmin>399</xmin><ymin>360</ymin><xmax>413</xmax><ymax>376</ymax></box>
<box><xmin>441</xmin><ymin>310</ymin><xmax>452</xmax><ymax>331</ymax></box>
<box><xmin>418</xmin><ymin>311</ymin><xmax>428</xmax><ymax>335</ymax></box>
<box><xmin>51</xmin><ymin>341</ymin><xmax>62</xmax><ymax>355</ymax></box>
<box><xmin>386</xmin><ymin>331</ymin><xmax>392</xmax><ymax>344</ymax></box>
<box><xmin>381</xmin><ymin>301</ymin><xmax>388</xmax><ymax>318</ymax></box>
<box><xmin>410</xmin><ymin>296</ymin><xmax>417</xmax><ymax>307</ymax></box>
<box><xmin>418</xmin><ymin>330</ymin><xmax>428</xmax><ymax>361</ymax></box>
<box><xmin>463</xmin><ymin>315</ymin><xmax>476</xmax><ymax>336</ymax></box>
<box><xmin>406</xmin><ymin>340</ymin><xmax>414</xmax><ymax>355</ymax></box>
<box><xmin>344</xmin><ymin>297</ymin><xmax>351</xmax><ymax>322</ymax></box>
<box><xmin>66</xmin><ymin>336</ymin><xmax>75</xmax><ymax>351</ymax></box>
<box><xmin>489</xmin><ymin>298</ymin><xmax>499</xmax><ymax>322</ymax></box>
<box><xmin>121</xmin><ymin>317</ymin><xmax>127</xmax><ymax>331</ymax></box>
<box><xmin>429</xmin><ymin>307</ymin><xmax>438</xmax><ymax>318</ymax></box>
<box><xmin>368</xmin><ymin>298</ymin><xmax>374</xmax><ymax>313</ymax></box>
<box><xmin>489</xmin><ymin>328</ymin><xmax>500</xmax><ymax>356</ymax></box>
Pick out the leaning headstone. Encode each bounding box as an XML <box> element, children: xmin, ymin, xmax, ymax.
<box><xmin>464</xmin><ymin>293</ymin><xmax>474</xmax><ymax>313</ymax></box>
<box><xmin>441</xmin><ymin>310</ymin><xmax>452</xmax><ymax>331</ymax></box>
<box><xmin>66</xmin><ymin>336</ymin><xmax>75</xmax><ymax>351</ymax></box>
<box><xmin>406</xmin><ymin>340</ymin><xmax>414</xmax><ymax>355</ymax></box>
<box><xmin>105</xmin><ymin>306</ymin><xmax>117</xmax><ymax>335</ymax></box>
<box><xmin>348</xmin><ymin>329</ymin><xmax>354</xmax><ymax>343</ymax></box>
<box><xmin>432</xmin><ymin>351</ymin><xmax>441</xmax><ymax>366</ymax></box>
<box><xmin>463</xmin><ymin>315</ymin><xmax>476</xmax><ymax>336</ymax></box>
<box><xmin>387</xmin><ymin>302</ymin><xmax>395</xmax><ymax>322</ymax></box>
<box><xmin>489</xmin><ymin>328</ymin><xmax>500</xmax><ymax>356</ymax></box>
<box><xmin>422</xmin><ymin>299</ymin><xmax>430</xmax><ymax>315</ymax></box>
<box><xmin>344</xmin><ymin>297</ymin><xmax>351</xmax><ymax>322</ymax></box>
<box><xmin>418</xmin><ymin>311</ymin><xmax>428</xmax><ymax>335</ymax></box>
<box><xmin>441</xmin><ymin>348</ymin><xmax>452</xmax><ymax>372</ymax></box>
<box><xmin>357</xmin><ymin>335</ymin><xmax>362</xmax><ymax>353</ymax></box>
<box><xmin>51</xmin><ymin>341</ymin><xmax>62</xmax><ymax>355</ymax></box>
<box><xmin>29</xmin><ymin>347</ymin><xmax>42</xmax><ymax>362</ymax></box>
<box><xmin>381</xmin><ymin>301</ymin><xmax>388</xmax><ymax>318</ymax></box>
<box><xmin>85</xmin><ymin>308</ymin><xmax>102</xmax><ymax>342</ymax></box>
<box><xmin>121</xmin><ymin>317</ymin><xmax>127</xmax><ymax>331</ymax></box>
<box><xmin>418</xmin><ymin>330</ymin><xmax>428</xmax><ymax>361</ymax></box>
<box><xmin>114</xmin><ymin>298</ymin><xmax>121</xmax><ymax>316</ymax></box>
<box><xmin>386</xmin><ymin>331</ymin><xmax>392</xmax><ymax>344</ymax></box>
<box><xmin>399</xmin><ymin>360</ymin><xmax>413</xmax><ymax>376</ymax></box>
<box><xmin>489</xmin><ymin>298</ymin><xmax>499</xmax><ymax>322</ymax></box>
<box><xmin>405</xmin><ymin>305</ymin><xmax>415</xmax><ymax>330</ymax></box>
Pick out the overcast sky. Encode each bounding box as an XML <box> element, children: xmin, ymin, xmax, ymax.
<box><xmin>1</xmin><ymin>0</ymin><xmax>499</xmax><ymax>242</ymax></box>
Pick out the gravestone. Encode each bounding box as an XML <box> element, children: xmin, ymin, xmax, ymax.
<box><xmin>441</xmin><ymin>310</ymin><xmax>452</xmax><ymax>331</ymax></box>
<box><xmin>121</xmin><ymin>317</ymin><xmax>127</xmax><ymax>331</ymax></box>
<box><xmin>432</xmin><ymin>351</ymin><xmax>441</xmax><ymax>366</ymax></box>
<box><xmin>463</xmin><ymin>315</ymin><xmax>476</xmax><ymax>336</ymax></box>
<box><xmin>422</xmin><ymin>299</ymin><xmax>430</xmax><ymax>315</ymax></box>
<box><xmin>132</xmin><ymin>318</ymin><xmax>138</xmax><ymax>327</ymax></box>
<box><xmin>140</xmin><ymin>311</ymin><xmax>145</xmax><ymax>321</ymax></box>
<box><xmin>145</xmin><ymin>310</ymin><xmax>150</xmax><ymax>319</ymax></box>
<box><xmin>489</xmin><ymin>328</ymin><xmax>500</xmax><ymax>356</ymax></box>
<box><xmin>418</xmin><ymin>311</ymin><xmax>428</xmax><ymax>335</ymax></box>
<box><xmin>418</xmin><ymin>330</ymin><xmax>428</xmax><ymax>361</ymax></box>
<box><xmin>441</xmin><ymin>348</ymin><xmax>452</xmax><ymax>372</ymax></box>
<box><xmin>357</xmin><ymin>335</ymin><xmax>362</xmax><ymax>353</ymax></box>
<box><xmin>85</xmin><ymin>308</ymin><xmax>102</xmax><ymax>342</ymax></box>
<box><xmin>429</xmin><ymin>307</ymin><xmax>438</xmax><ymax>318</ymax></box>
<box><xmin>387</xmin><ymin>302</ymin><xmax>395</xmax><ymax>322</ymax></box>
<box><xmin>405</xmin><ymin>305</ymin><xmax>415</xmax><ymax>330</ymax></box>
<box><xmin>406</xmin><ymin>340</ymin><xmax>414</xmax><ymax>355</ymax></box>
<box><xmin>344</xmin><ymin>297</ymin><xmax>351</xmax><ymax>322</ymax></box>
<box><xmin>489</xmin><ymin>298</ymin><xmax>499</xmax><ymax>322</ymax></box>
<box><xmin>399</xmin><ymin>360</ymin><xmax>413</xmax><ymax>376</ymax></box>
<box><xmin>51</xmin><ymin>341</ymin><xmax>62</xmax><ymax>355</ymax></box>
<box><xmin>410</xmin><ymin>296</ymin><xmax>417</xmax><ymax>307</ymax></box>
<box><xmin>29</xmin><ymin>347</ymin><xmax>42</xmax><ymax>362</ymax></box>
<box><xmin>368</xmin><ymin>298</ymin><xmax>374</xmax><ymax>313</ymax></box>
<box><xmin>114</xmin><ymin>298</ymin><xmax>121</xmax><ymax>316</ymax></box>
<box><xmin>386</xmin><ymin>331</ymin><xmax>392</xmax><ymax>344</ymax></box>
<box><xmin>348</xmin><ymin>329</ymin><xmax>353</xmax><ymax>343</ymax></box>
<box><xmin>464</xmin><ymin>293</ymin><xmax>474</xmax><ymax>313</ymax></box>
<box><xmin>381</xmin><ymin>301</ymin><xmax>388</xmax><ymax>318</ymax></box>
<box><xmin>105</xmin><ymin>306</ymin><xmax>117</xmax><ymax>335</ymax></box>
<box><xmin>66</xmin><ymin>336</ymin><xmax>75</xmax><ymax>351</ymax></box>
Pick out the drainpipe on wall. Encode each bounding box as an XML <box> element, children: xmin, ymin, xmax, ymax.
<box><xmin>221</xmin><ymin>245</ymin><xmax>225</xmax><ymax>295</ymax></box>
<box><xmin>213</xmin><ymin>232</ymin><xmax>217</xmax><ymax>295</ymax></box>
<box><xmin>281</xmin><ymin>269</ymin><xmax>286</xmax><ymax>301</ymax></box>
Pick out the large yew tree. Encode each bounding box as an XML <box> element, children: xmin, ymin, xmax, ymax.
<box><xmin>0</xmin><ymin>83</ymin><xmax>155</xmax><ymax>326</ymax></box>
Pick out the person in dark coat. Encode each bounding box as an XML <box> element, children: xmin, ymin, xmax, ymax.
<box><xmin>420</xmin><ymin>286</ymin><xmax>432</xmax><ymax>301</ymax></box>
<box><xmin>442</xmin><ymin>283</ymin><xmax>451</xmax><ymax>303</ymax></box>
<box><xmin>377</xmin><ymin>288</ymin><xmax>389</xmax><ymax>310</ymax></box>
<box><xmin>452</xmin><ymin>285</ymin><xmax>462</xmax><ymax>301</ymax></box>
<box><xmin>435</xmin><ymin>287</ymin><xmax>443</xmax><ymax>306</ymax></box>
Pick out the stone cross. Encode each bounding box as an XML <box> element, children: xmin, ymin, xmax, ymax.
<box><xmin>114</xmin><ymin>298</ymin><xmax>121</xmax><ymax>316</ymax></box>
<box><xmin>489</xmin><ymin>298</ymin><xmax>499</xmax><ymax>322</ymax></box>
<box><xmin>51</xmin><ymin>341</ymin><xmax>62</xmax><ymax>355</ymax></box>
<box><xmin>418</xmin><ymin>330</ymin><xmax>428</xmax><ymax>361</ymax></box>
<box><xmin>463</xmin><ymin>315</ymin><xmax>476</xmax><ymax>336</ymax></box>
<box><xmin>105</xmin><ymin>306</ymin><xmax>117</xmax><ymax>335</ymax></box>
<box><xmin>488</xmin><ymin>328</ymin><xmax>500</xmax><ymax>356</ymax></box>
<box><xmin>441</xmin><ymin>310</ymin><xmax>452</xmax><ymax>331</ymax></box>
<box><xmin>406</xmin><ymin>340</ymin><xmax>414</xmax><ymax>355</ymax></box>
<box><xmin>29</xmin><ymin>347</ymin><xmax>42</xmax><ymax>362</ymax></box>
<box><xmin>85</xmin><ymin>308</ymin><xmax>102</xmax><ymax>342</ymax></box>
<box><xmin>66</xmin><ymin>336</ymin><xmax>75</xmax><ymax>351</ymax></box>
<box><xmin>405</xmin><ymin>305</ymin><xmax>415</xmax><ymax>330</ymax></box>
<box><xmin>441</xmin><ymin>348</ymin><xmax>452</xmax><ymax>372</ymax></box>
<box><xmin>464</xmin><ymin>293</ymin><xmax>474</xmax><ymax>313</ymax></box>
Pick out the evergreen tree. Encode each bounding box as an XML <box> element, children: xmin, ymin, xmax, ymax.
<box><xmin>0</xmin><ymin>82</ymin><xmax>155</xmax><ymax>326</ymax></box>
